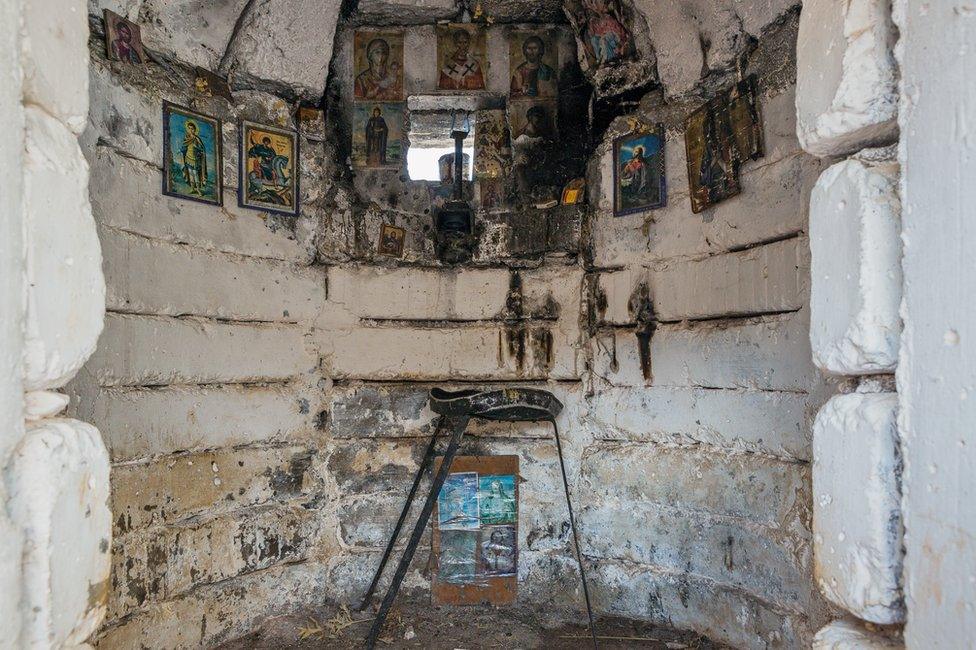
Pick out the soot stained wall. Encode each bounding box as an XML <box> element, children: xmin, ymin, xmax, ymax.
<box><xmin>68</xmin><ymin>7</ymin><xmax>336</xmax><ymax>647</ymax></box>
<box><xmin>72</xmin><ymin>1</ymin><xmax>834</xmax><ymax>648</ymax></box>
<box><xmin>578</xmin><ymin>11</ymin><xmax>837</xmax><ymax>648</ymax></box>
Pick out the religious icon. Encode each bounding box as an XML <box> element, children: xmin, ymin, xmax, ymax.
<box><xmin>479</xmin><ymin>525</ymin><xmax>516</xmax><ymax>577</ymax></box>
<box><xmin>509</xmin><ymin>100</ymin><xmax>557</xmax><ymax>149</ymax></box>
<box><xmin>352</xmin><ymin>103</ymin><xmax>404</xmax><ymax>169</ymax></box>
<box><xmin>439</xmin><ymin>530</ymin><xmax>479</xmax><ymax>584</ymax></box>
<box><xmin>474</xmin><ymin>109</ymin><xmax>512</xmax><ymax>180</ymax></box>
<box><xmin>239</xmin><ymin>121</ymin><xmax>299</xmax><ymax>215</ymax></box>
<box><xmin>613</xmin><ymin>125</ymin><xmax>666</xmax><ymax>216</ymax></box>
<box><xmin>564</xmin><ymin>0</ymin><xmax>635</xmax><ymax>68</ymax></box>
<box><xmin>437</xmin><ymin>472</ymin><xmax>480</xmax><ymax>530</ymax></box>
<box><xmin>377</xmin><ymin>223</ymin><xmax>405</xmax><ymax>257</ymax></box>
<box><xmin>479</xmin><ymin>179</ymin><xmax>509</xmax><ymax>211</ymax></box>
<box><xmin>193</xmin><ymin>67</ymin><xmax>233</xmax><ymax>101</ymax></box>
<box><xmin>436</xmin><ymin>24</ymin><xmax>487</xmax><ymax>91</ymax></box>
<box><xmin>685</xmin><ymin>78</ymin><xmax>763</xmax><ymax>213</ymax></box>
<box><xmin>431</xmin><ymin>456</ymin><xmax>518</xmax><ymax>606</ymax></box>
<box><xmin>162</xmin><ymin>102</ymin><xmax>222</xmax><ymax>206</ymax></box>
<box><xmin>478</xmin><ymin>475</ymin><xmax>516</xmax><ymax>525</ymax></box>
<box><xmin>509</xmin><ymin>31</ymin><xmax>558</xmax><ymax>99</ymax></box>
<box><xmin>728</xmin><ymin>75</ymin><xmax>765</xmax><ymax>162</ymax></box>
<box><xmin>353</xmin><ymin>30</ymin><xmax>404</xmax><ymax>101</ymax></box>
<box><xmin>561</xmin><ymin>177</ymin><xmax>586</xmax><ymax>205</ymax></box>
<box><xmin>509</xmin><ymin>100</ymin><xmax>558</xmax><ymax>172</ymax></box>
<box><xmin>104</xmin><ymin>9</ymin><xmax>146</xmax><ymax>66</ymax></box>
<box><xmin>297</xmin><ymin>106</ymin><xmax>326</xmax><ymax>139</ymax></box>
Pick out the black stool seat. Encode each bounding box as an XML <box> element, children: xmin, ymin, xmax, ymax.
<box><xmin>429</xmin><ymin>387</ymin><xmax>563</xmax><ymax>421</ymax></box>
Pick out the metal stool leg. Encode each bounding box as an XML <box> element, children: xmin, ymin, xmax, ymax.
<box><xmin>358</xmin><ymin>416</ymin><xmax>446</xmax><ymax>611</ymax></box>
<box><xmin>364</xmin><ymin>415</ymin><xmax>469</xmax><ymax>650</ymax></box>
<box><xmin>550</xmin><ymin>417</ymin><xmax>598</xmax><ymax>650</ymax></box>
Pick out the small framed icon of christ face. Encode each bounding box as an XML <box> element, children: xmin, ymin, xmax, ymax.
<box><xmin>378</xmin><ymin>223</ymin><xmax>406</xmax><ymax>257</ymax></box>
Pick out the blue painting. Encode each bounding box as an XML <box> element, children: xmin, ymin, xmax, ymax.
<box><xmin>613</xmin><ymin>124</ymin><xmax>666</xmax><ymax>216</ymax></box>
<box><xmin>478</xmin><ymin>474</ymin><xmax>516</xmax><ymax>525</ymax></box>
<box><xmin>438</xmin><ymin>471</ymin><xmax>480</xmax><ymax>530</ymax></box>
<box><xmin>163</xmin><ymin>102</ymin><xmax>222</xmax><ymax>205</ymax></box>
<box><xmin>438</xmin><ymin>530</ymin><xmax>479</xmax><ymax>583</ymax></box>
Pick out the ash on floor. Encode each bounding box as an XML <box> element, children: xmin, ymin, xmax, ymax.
<box><xmin>217</xmin><ymin>601</ymin><xmax>726</xmax><ymax>649</ymax></box>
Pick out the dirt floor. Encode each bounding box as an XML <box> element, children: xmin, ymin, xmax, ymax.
<box><xmin>217</xmin><ymin>601</ymin><xmax>726</xmax><ymax>650</ymax></box>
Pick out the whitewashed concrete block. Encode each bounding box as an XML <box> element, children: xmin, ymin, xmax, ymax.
<box><xmin>24</xmin><ymin>391</ymin><xmax>69</xmax><ymax>422</ymax></box>
<box><xmin>650</xmin><ymin>236</ymin><xmax>809</xmax><ymax>321</ymax></box>
<box><xmin>813</xmin><ymin>393</ymin><xmax>904</xmax><ymax>624</ymax></box>
<box><xmin>734</xmin><ymin>0</ymin><xmax>802</xmax><ymax>38</ymax></box>
<box><xmin>796</xmin><ymin>0</ymin><xmax>898</xmax><ymax>156</ymax></box>
<box><xmin>328</xmin><ymin>266</ymin><xmax>511</xmax><ymax>321</ymax></box>
<box><xmin>23</xmin><ymin>0</ymin><xmax>88</xmax><ymax>133</ymax></box>
<box><xmin>5</xmin><ymin>419</ymin><xmax>111</xmax><ymax>647</ymax></box>
<box><xmin>138</xmin><ymin>0</ymin><xmax>251</xmax><ymax>70</ymax></box>
<box><xmin>809</xmin><ymin>157</ymin><xmax>901</xmax><ymax>375</ymax></box>
<box><xmin>87</xmin><ymin>1</ymin><xmax>144</xmax><ymax>19</ymax></box>
<box><xmin>23</xmin><ymin>108</ymin><xmax>105</xmax><ymax>391</ymax></box>
<box><xmin>0</xmin><ymin>519</ymin><xmax>24</xmax><ymax>646</ymax></box>
<box><xmin>355</xmin><ymin>0</ymin><xmax>456</xmax><ymax>24</ymax></box>
<box><xmin>223</xmin><ymin>0</ymin><xmax>342</xmax><ymax>100</ymax></box>
<box><xmin>595</xmin><ymin>268</ymin><xmax>645</xmax><ymax>326</ymax></box>
<box><xmin>813</xmin><ymin>619</ymin><xmax>903</xmax><ymax>649</ymax></box>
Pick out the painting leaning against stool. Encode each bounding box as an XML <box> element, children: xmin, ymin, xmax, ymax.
<box><xmin>162</xmin><ymin>102</ymin><xmax>223</xmax><ymax>205</ymax></box>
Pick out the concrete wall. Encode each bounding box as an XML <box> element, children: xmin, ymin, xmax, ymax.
<box><xmin>1</xmin><ymin>1</ymin><xmax>112</xmax><ymax>648</ymax></box>
<box><xmin>327</xmin><ymin>20</ymin><xmax>589</xmax><ymax>257</ymax></box>
<box><xmin>578</xmin><ymin>11</ymin><xmax>836</xmax><ymax>648</ymax></box>
<box><xmin>67</xmin><ymin>4</ymin><xmax>336</xmax><ymax>646</ymax></box>
<box><xmin>66</xmin><ymin>2</ymin><xmax>849</xmax><ymax>648</ymax></box>
<box><xmin>797</xmin><ymin>0</ymin><xmax>907</xmax><ymax>645</ymax></box>
<box><xmin>896</xmin><ymin>0</ymin><xmax>976</xmax><ymax>646</ymax></box>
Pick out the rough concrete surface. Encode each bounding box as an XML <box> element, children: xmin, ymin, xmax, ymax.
<box><xmin>896</xmin><ymin>0</ymin><xmax>976</xmax><ymax>645</ymax></box>
<box><xmin>812</xmin><ymin>393</ymin><xmax>904</xmax><ymax>624</ymax></box>
<box><xmin>28</xmin><ymin>0</ymin><xmax>862</xmax><ymax>648</ymax></box>
<box><xmin>218</xmin><ymin>602</ymin><xmax>727</xmax><ymax>649</ymax></box>
<box><xmin>6</xmin><ymin>419</ymin><xmax>111</xmax><ymax>647</ymax></box>
<box><xmin>812</xmin><ymin>619</ymin><xmax>904</xmax><ymax>649</ymax></box>
<box><xmin>809</xmin><ymin>154</ymin><xmax>902</xmax><ymax>375</ymax></box>
<box><xmin>796</xmin><ymin>0</ymin><xmax>899</xmax><ymax>156</ymax></box>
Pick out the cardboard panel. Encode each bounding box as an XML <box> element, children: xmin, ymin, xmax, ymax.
<box><xmin>432</xmin><ymin>455</ymin><xmax>518</xmax><ymax>606</ymax></box>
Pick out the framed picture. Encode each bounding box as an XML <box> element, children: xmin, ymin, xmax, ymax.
<box><xmin>684</xmin><ymin>76</ymin><xmax>763</xmax><ymax>213</ymax></box>
<box><xmin>193</xmin><ymin>67</ymin><xmax>232</xmax><ymax>101</ymax></box>
<box><xmin>728</xmin><ymin>75</ymin><xmax>765</xmax><ymax>162</ymax></box>
<box><xmin>104</xmin><ymin>9</ymin><xmax>146</xmax><ymax>66</ymax></box>
<box><xmin>474</xmin><ymin>109</ymin><xmax>511</xmax><ymax>180</ymax></box>
<box><xmin>436</xmin><ymin>24</ymin><xmax>487</xmax><ymax>91</ymax></box>
<box><xmin>561</xmin><ymin>177</ymin><xmax>586</xmax><ymax>205</ymax></box>
<box><xmin>354</xmin><ymin>30</ymin><xmax>405</xmax><ymax>101</ymax></box>
<box><xmin>377</xmin><ymin>223</ymin><xmax>406</xmax><ymax>257</ymax></box>
<box><xmin>479</xmin><ymin>178</ymin><xmax>509</xmax><ymax>211</ymax></box>
<box><xmin>564</xmin><ymin>0</ymin><xmax>635</xmax><ymax>68</ymax></box>
<box><xmin>509</xmin><ymin>100</ymin><xmax>558</xmax><ymax>149</ymax></box>
<box><xmin>239</xmin><ymin>120</ymin><xmax>299</xmax><ymax>216</ymax></box>
<box><xmin>509</xmin><ymin>30</ymin><xmax>558</xmax><ymax>99</ymax></box>
<box><xmin>613</xmin><ymin>125</ymin><xmax>666</xmax><ymax>216</ymax></box>
<box><xmin>352</xmin><ymin>102</ymin><xmax>404</xmax><ymax>169</ymax></box>
<box><xmin>162</xmin><ymin>102</ymin><xmax>222</xmax><ymax>206</ymax></box>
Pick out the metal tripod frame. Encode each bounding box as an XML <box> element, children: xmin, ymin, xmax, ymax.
<box><xmin>358</xmin><ymin>387</ymin><xmax>597</xmax><ymax>649</ymax></box>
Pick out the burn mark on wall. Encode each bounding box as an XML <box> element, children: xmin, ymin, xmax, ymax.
<box><xmin>628</xmin><ymin>282</ymin><xmax>656</xmax><ymax>382</ymax></box>
<box><xmin>270</xmin><ymin>451</ymin><xmax>314</xmax><ymax>497</ymax></box>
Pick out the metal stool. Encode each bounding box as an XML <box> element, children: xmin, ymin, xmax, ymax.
<box><xmin>359</xmin><ymin>387</ymin><xmax>597</xmax><ymax>649</ymax></box>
